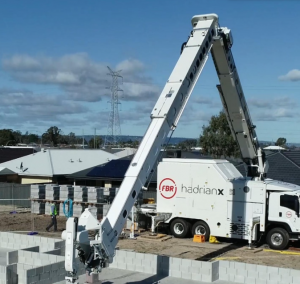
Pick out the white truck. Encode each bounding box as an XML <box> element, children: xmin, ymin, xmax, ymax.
<box><xmin>62</xmin><ymin>13</ymin><xmax>299</xmax><ymax>283</ymax></box>
<box><xmin>156</xmin><ymin>158</ymin><xmax>300</xmax><ymax>251</ymax></box>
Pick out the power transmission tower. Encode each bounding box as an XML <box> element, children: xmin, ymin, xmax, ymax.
<box><xmin>104</xmin><ymin>66</ymin><xmax>123</xmax><ymax>148</ymax></box>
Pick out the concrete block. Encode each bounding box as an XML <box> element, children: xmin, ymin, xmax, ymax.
<box><xmin>257</xmin><ymin>264</ymin><xmax>268</xmax><ymax>273</ymax></box>
<box><xmin>7</xmin><ymin>251</ymin><xmax>18</xmax><ymax>264</ymax></box>
<box><xmin>143</xmin><ymin>266</ymin><xmax>155</xmax><ymax>274</ymax></box>
<box><xmin>244</xmin><ymin>276</ymin><xmax>256</xmax><ymax>284</ymax></box>
<box><xmin>290</xmin><ymin>269</ymin><xmax>300</xmax><ymax>277</ymax></box>
<box><xmin>219</xmin><ymin>266</ymin><xmax>227</xmax><ymax>275</ymax></box>
<box><xmin>190</xmin><ymin>266</ymin><xmax>200</xmax><ymax>274</ymax></box>
<box><xmin>191</xmin><ymin>273</ymin><xmax>202</xmax><ymax>282</ymax></box>
<box><xmin>200</xmin><ymin>261</ymin><xmax>212</xmax><ymax>270</ymax></box>
<box><xmin>234</xmin><ymin>261</ymin><xmax>246</xmax><ymax>270</ymax></box>
<box><xmin>135</xmin><ymin>265</ymin><xmax>144</xmax><ymax>273</ymax></box>
<box><xmin>125</xmin><ymin>251</ymin><xmax>135</xmax><ymax>259</ymax></box>
<box><xmin>211</xmin><ymin>261</ymin><xmax>219</xmax><ymax>282</ymax></box>
<box><xmin>169</xmin><ymin>270</ymin><xmax>181</xmax><ymax>278</ymax></box>
<box><xmin>40</xmin><ymin>271</ymin><xmax>50</xmax><ymax>280</ymax></box>
<box><xmin>191</xmin><ymin>260</ymin><xmax>202</xmax><ymax>269</ymax></box>
<box><xmin>180</xmin><ymin>264</ymin><xmax>190</xmax><ymax>273</ymax></box>
<box><xmin>181</xmin><ymin>258</ymin><xmax>192</xmax><ymax>267</ymax></box>
<box><xmin>141</xmin><ymin>260</ymin><xmax>156</xmax><ymax>268</ymax></box>
<box><xmin>278</xmin><ymin>267</ymin><xmax>291</xmax><ymax>276</ymax></box>
<box><xmin>170</xmin><ymin>257</ymin><xmax>181</xmax><ymax>265</ymax></box>
<box><xmin>144</xmin><ymin>253</ymin><xmax>156</xmax><ymax>262</ymax></box>
<box><xmin>181</xmin><ymin>271</ymin><xmax>192</xmax><ymax>280</ymax></box>
<box><xmin>268</xmin><ymin>266</ymin><xmax>279</xmax><ymax>274</ymax></box>
<box><xmin>201</xmin><ymin>274</ymin><xmax>213</xmax><ymax>282</ymax></box>
<box><xmin>26</xmin><ymin>268</ymin><xmax>36</xmax><ymax>277</ymax></box>
<box><xmin>125</xmin><ymin>263</ymin><xmax>136</xmax><ymax>271</ymax></box>
<box><xmin>233</xmin><ymin>274</ymin><xmax>245</xmax><ymax>283</ymax></box>
<box><xmin>293</xmin><ymin>276</ymin><xmax>300</xmax><ymax>284</ymax></box>
<box><xmin>134</xmin><ymin>252</ymin><xmax>144</xmax><ymax>260</ymax></box>
<box><xmin>116</xmin><ymin>262</ymin><xmax>126</xmax><ymax>270</ymax></box>
<box><xmin>256</xmin><ymin>279</ymin><xmax>267</xmax><ymax>284</ymax></box>
<box><xmin>245</xmin><ymin>263</ymin><xmax>257</xmax><ymax>271</ymax></box>
<box><xmin>234</xmin><ymin>268</ymin><xmax>247</xmax><ymax>277</ymax></box>
<box><xmin>258</xmin><ymin>271</ymin><xmax>269</xmax><ymax>281</ymax></box>
<box><xmin>157</xmin><ymin>255</ymin><xmax>169</xmax><ymax>264</ymax></box>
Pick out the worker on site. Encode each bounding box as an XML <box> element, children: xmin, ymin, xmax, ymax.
<box><xmin>46</xmin><ymin>201</ymin><xmax>58</xmax><ymax>232</ymax></box>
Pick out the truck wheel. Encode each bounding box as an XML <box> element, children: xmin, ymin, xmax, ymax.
<box><xmin>266</xmin><ymin>227</ymin><xmax>289</xmax><ymax>250</ymax></box>
<box><xmin>191</xmin><ymin>221</ymin><xmax>210</xmax><ymax>241</ymax></box>
<box><xmin>170</xmin><ymin>219</ymin><xmax>190</xmax><ymax>238</ymax></box>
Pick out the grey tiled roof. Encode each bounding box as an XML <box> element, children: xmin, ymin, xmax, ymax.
<box><xmin>235</xmin><ymin>151</ymin><xmax>300</xmax><ymax>186</ymax></box>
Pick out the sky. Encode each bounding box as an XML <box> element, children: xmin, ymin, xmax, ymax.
<box><xmin>0</xmin><ymin>0</ymin><xmax>300</xmax><ymax>143</ymax></box>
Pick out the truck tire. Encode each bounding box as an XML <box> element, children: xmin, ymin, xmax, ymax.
<box><xmin>170</xmin><ymin>219</ymin><xmax>190</xmax><ymax>238</ymax></box>
<box><xmin>266</xmin><ymin>227</ymin><xmax>289</xmax><ymax>250</ymax></box>
<box><xmin>191</xmin><ymin>221</ymin><xmax>210</xmax><ymax>241</ymax></box>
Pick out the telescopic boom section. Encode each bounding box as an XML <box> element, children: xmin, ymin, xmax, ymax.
<box><xmin>210</xmin><ymin>28</ymin><xmax>268</xmax><ymax>180</ymax></box>
<box><xmin>98</xmin><ymin>14</ymin><xmax>219</xmax><ymax>263</ymax></box>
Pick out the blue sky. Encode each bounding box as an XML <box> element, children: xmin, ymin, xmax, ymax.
<box><xmin>0</xmin><ymin>0</ymin><xmax>300</xmax><ymax>143</ymax></box>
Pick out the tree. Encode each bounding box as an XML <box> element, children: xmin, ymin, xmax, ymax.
<box><xmin>67</xmin><ymin>132</ymin><xmax>77</xmax><ymax>145</ymax></box>
<box><xmin>275</xmin><ymin>137</ymin><xmax>287</xmax><ymax>147</ymax></box>
<box><xmin>199</xmin><ymin>111</ymin><xmax>240</xmax><ymax>158</ymax></box>
<box><xmin>88</xmin><ymin>137</ymin><xmax>103</xmax><ymax>149</ymax></box>
<box><xmin>0</xmin><ymin>129</ymin><xmax>15</xmax><ymax>146</ymax></box>
<box><xmin>42</xmin><ymin>126</ymin><xmax>62</xmax><ymax>147</ymax></box>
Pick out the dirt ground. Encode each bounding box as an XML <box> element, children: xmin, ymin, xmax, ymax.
<box><xmin>1</xmin><ymin>208</ymin><xmax>300</xmax><ymax>270</ymax></box>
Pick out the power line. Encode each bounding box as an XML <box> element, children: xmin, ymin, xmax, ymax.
<box><xmin>104</xmin><ymin>66</ymin><xmax>123</xmax><ymax>147</ymax></box>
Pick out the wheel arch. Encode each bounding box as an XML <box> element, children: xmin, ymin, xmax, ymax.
<box><xmin>266</xmin><ymin>222</ymin><xmax>292</xmax><ymax>234</ymax></box>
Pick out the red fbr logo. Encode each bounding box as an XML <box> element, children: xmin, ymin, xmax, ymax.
<box><xmin>159</xmin><ymin>178</ymin><xmax>177</xmax><ymax>199</ymax></box>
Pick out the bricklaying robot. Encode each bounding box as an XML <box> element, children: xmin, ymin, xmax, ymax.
<box><xmin>62</xmin><ymin>13</ymin><xmax>273</xmax><ymax>283</ymax></box>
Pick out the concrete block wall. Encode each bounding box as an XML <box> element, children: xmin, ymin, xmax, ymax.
<box><xmin>219</xmin><ymin>260</ymin><xmax>300</xmax><ymax>284</ymax></box>
<box><xmin>109</xmin><ymin>250</ymin><xmax>218</xmax><ymax>282</ymax></box>
<box><xmin>109</xmin><ymin>249</ymin><xmax>300</xmax><ymax>284</ymax></box>
<box><xmin>45</xmin><ymin>185</ymin><xmax>60</xmax><ymax>200</ymax></box>
<box><xmin>0</xmin><ymin>264</ymin><xmax>18</xmax><ymax>284</ymax></box>
<box><xmin>31</xmin><ymin>202</ymin><xmax>45</xmax><ymax>215</ymax></box>
<box><xmin>59</xmin><ymin>185</ymin><xmax>74</xmax><ymax>201</ymax></box>
<box><xmin>0</xmin><ymin>232</ymin><xmax>64</xmax><ymax>254</ymax></box>
<box><xmin>87</xmin><ymin>187</ymin><xmax>97</xmax><ymax>203</ymax></box>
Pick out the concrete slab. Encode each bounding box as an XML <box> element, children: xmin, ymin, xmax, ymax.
<box><xmin>53</xmin><ymin>268</ymin><xmax>235</xmax><ymax>284</ymax></box>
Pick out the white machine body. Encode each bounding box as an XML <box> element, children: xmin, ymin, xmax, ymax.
<box><xmin>157</xmin><ymin>158</ymin><xmax>300</xmax><ymax>241</ymax></box>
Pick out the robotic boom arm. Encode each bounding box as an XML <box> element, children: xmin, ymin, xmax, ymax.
<box><xmin>62</xmin><ymin>13</ymin><xmax>268</xmax><ymax>283</ymax></box>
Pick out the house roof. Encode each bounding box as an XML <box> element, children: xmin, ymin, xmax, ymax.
<box><xmin>71</xmin><ymin>151</ymin><xmax>209</xmax><ymax>182</ymax></box>
<box><xmin>235</xmin><ymin>151</ymin><xmax>300</xmax><ymax>186</ymax></box>
<box><xmin>0</xmin><ymin>167</ymin><xmax>16</xmax><ymax>175</ymax></box>
<box><xmin>0</xmin><ymin>147</ymin><xmax>37</xmax><ymax>163</ymax></box>
<box><xmin>263</xmin><ymin>145</ymin><xmax>287</xmax><ymax>150</ymax></box>
<box><xmin>0</xmin><ymin>149</ymin><xmax>119</xmax><ymax>177</ymax></box>
<box><xmin>87</xmin><ymin>159</ymin><xmax>132</xmax><ymax>179</ymax></box>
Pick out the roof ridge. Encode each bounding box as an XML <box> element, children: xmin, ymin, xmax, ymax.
<box><xmin>279</xmin><ymin>152</ymin><xmax>300</xmax><ymax>170</ymax></box>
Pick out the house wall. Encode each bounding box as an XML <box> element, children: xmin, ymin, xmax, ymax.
<box><xmin>21</xmin><ymin>176</ymin><xmax>53</xmax><ymax>184</ymax></box>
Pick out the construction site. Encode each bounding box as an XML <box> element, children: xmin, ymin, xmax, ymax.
<box><xmin>0</xmin><ymin>2</ymin><xmax>300</xmax><ymax>283</ymax></box>
<box><xmin>0</xmin><ymin>180</ymin><xmax>300</xmax><ymax>284</ymax></box>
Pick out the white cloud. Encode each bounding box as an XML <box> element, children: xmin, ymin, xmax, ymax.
<box><xmin>0</xmin><ymin>88</ymin><xmax>90</xmax><ymax>129</ymax></box>
<box><xmin>278</xmin><ymin>69</ymin><xmax>300</xmax><ymax>81</ymax></box>
<box><xmin>249</xmin><ymin>96</ymin><xmax>296</xmax><ymax>109</ymax></box>
<box><xmin>2</xmin><ymin>54</ymin><xmax>159</xmax><ymax>102</ymax></box>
